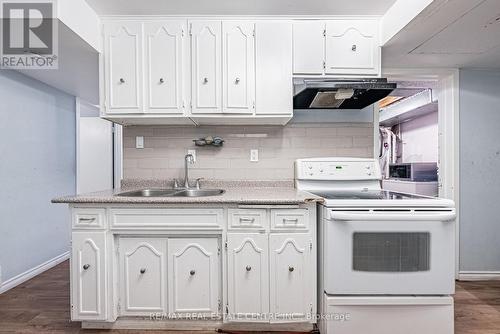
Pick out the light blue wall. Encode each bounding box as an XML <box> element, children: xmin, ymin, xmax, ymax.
<box><xmin>459</xmin><ymin>69</ymin><xmax>500</xmax><ymax>272</ymax></box>
<box><xmin>0</xmin><ymin>70</ymin><xmax>75</xmax><ymax>283</ymax></box>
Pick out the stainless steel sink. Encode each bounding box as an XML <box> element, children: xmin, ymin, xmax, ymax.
<box><xmin>115</xmin><ymin>188</ymin><xmax>225</xmax><ymax>198</ymax></box>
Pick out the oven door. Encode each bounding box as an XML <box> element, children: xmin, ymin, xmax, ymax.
<box><xmin>324</xmin><ymin>209</ymin><xmax>456</xmax><ymax>295</ymax></box>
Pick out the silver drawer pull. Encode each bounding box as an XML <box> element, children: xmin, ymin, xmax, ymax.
<box><xmin>351</xmin><ymin>44</ymin><xmax>357</xmax><ymax>51</ymax></box>
<box><xmin>288</xmin><ymin>266</ymin><xmax>294</xmax><ymax>272</ymax></box>
<box><xmin>83</xmin><ymin>264</ymin><xmax>90</xmax><ymax>270</ymax></box>
<box><xmin>240</xmin><ymin>217</ymin><xmax>255</xmax><ymax>224</ymax></box>
<box><xmin>159</xmin><ymin>78</ymin><xmax>164</xmax><ymax>84</ymax></box>
<box><xmin>283</xmin><ymin>218</ymin><xmax>299</xmax><ymax>223</ymax></box>
<box><xmin>246</xmin><ymin>265</ymin><xmax>252</xmax><ymax>272</ymax></box>
<box><xmin>79</xmin><ymin>218</ymin><xmax>96</xmax><ymax>223</ymax></box>
<box><xmin>190</xmin><ymin>270</ymin><xmax>196</xmax><ymax>276</ymax></box>
<box><xmin>235</xmin><ymin>77</ymin><xmax>240</xmax><ymax>84</ymax></box>
<box><xmin>140</xmin><ymin>268</ymin><xmax>146</xmax><ymax>274</ymax></box>
<box><xmin>119</xmin><ymin>78</ymin><xmax>125</xmax><ymax>83</ymax></box>
<box><xmin>203</xmin><ymin>77</ymin><xmax>208</xmax><ymax>84</ymax></box>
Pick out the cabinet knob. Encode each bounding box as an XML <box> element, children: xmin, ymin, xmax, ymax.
<box><xmin>140</xmin><ymin>268</ymin><xmax>146</xmax><ymax>274</ymax></box>
<box><xmin>83</xmin><ymin>264</ymin><xmax>90</xmax><ymax>270</ymax></box>
<box><xmin>119</xmin><ymin>78</ymin><xmax>125</xmax><ymax>83</ymax></box>
<box><xmin>351</xmin><ymin>44</ymin><xmax>357</xmax><ymax>52</ymax></box>
<box><xmin>190</xmin><ymin>270</ymin><xmax>196</xmax><ymax>276</ymax></box>
<box><xmin>203</xmin><ymin>77</ymin><xmax>208</xmax><ymax>84</ymax></box>
<box><xmin>288</xmin><ymin>266</ymin><xmax>294</xmax><ymax>272</ymax></box>
<box><xmin>159</xmin><ymin>78</ymin><xmax>164</xmax><ymax>84</ymax></box>
<box><xmin>235</xmin><ymin>77</ymin><xmax>240</xmax><ymax>84</ymax></box>
<box><xmin>246</xmin><ymin>265</ymin><xmax>252</xmax><ymax>272</ymax></box>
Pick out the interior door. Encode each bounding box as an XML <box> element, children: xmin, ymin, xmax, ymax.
<box><xmin>222</xmin><ymin>21</ymin><xmax>255</xmax><ymax>114</ymax></box>
<box><xmin>190</xmin><ymin>20</ymin><xmax>222</xmax><ymax>114</ymax></box>
<box><xmin>144</xmin><ymin>21</ymin><xmax>187</xmax><ymax>114</ymax></box>
<box><xmin>119</xmin><ymin>238</ymin><xmax>167</xmax><ymax>315</ymax></box>
<box><xmin>226</xmin><ymin>233</ymin><xmax>269</xmax><ymax>321</ymax></box>
<box><xmin>269</xmin><ymin>233</ymin><xmax>313</xmax><ymax>322</ymax></box>
<box><xmin>167</xmin><ymin>238</ymin><xmax>220</xmax><ymax>315</ymax></box>
<box><xmin>104</xmin><ymin>21</ymin><xmax>143</xmax><ymax>113</ymax></box>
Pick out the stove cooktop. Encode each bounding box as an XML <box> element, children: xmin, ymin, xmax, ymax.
<box><xmin>308</xmin><ymin>190</ymin><xmax>434</xmax><ymax>200</ymax></box>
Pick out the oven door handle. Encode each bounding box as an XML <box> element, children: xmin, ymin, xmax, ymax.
<box><xmin>329</xmin><ymin>211</ymin><xmax>456</xmax><ymax>222</ymax></box>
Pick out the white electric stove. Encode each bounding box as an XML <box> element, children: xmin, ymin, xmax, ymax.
<box><xmin>295</xmin><ymin>158</ymin><xmax>455</xmax><ymax>334</ymax></box>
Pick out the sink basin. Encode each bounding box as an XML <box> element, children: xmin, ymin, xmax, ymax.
<box><xmin>115</xmin><ymin>189</ymin><xmax>180</xmax><ymax>197</ymax></box>
<box><xmin>115</xmin><ymin>188</ymin><xmax>225</xmax><ymax>198</ymax></box>
<box><xmin>174</xmin><ymin>189</ymin><xmax>225</xmax><ymax>197</ymax></box>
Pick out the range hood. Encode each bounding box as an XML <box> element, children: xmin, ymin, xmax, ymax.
<box><xmin>293</xmin><ymin>78</ymin><xmax>397</xmax><ymax>110</ymax></box>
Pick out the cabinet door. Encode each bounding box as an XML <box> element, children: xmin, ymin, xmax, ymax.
<box><xmin>103</xmin><ymin>22</ymin><xmax>143</xmax><ymax>113</ymax></box>
<box><xmin>144</xmin><ymin>21</ymin><xmax>187</xmax><ymax>114</ymax></box>
<box><xmin>190</xmin><ymin>20</ymin><xmax>222</xmax><ymax>114</ymax></box>
<box><xmin>269</xmin><ymin>234</ymin><xmax>313</xmax><ymax>322</ymax></box>
<box><xmin>325</xmin><ymin>20</ymin><xmax>380</xmax><ymax>76</ymax></box>
<box><xmin>222</xmin><ymin>21</ymin><xmax>255</xmax><ymax>114</ymax></box>
<box><xmin>168</xmin><ymin>238</ymin><xmax>220</xmax><ymax>315</ymax></box>
<box><xmin>292</xmin><ymin>21</ymin><xmax>325</xmax><ymax>74</ymax></box>
<box><xmin>255</xmin><ymin>21</ymin><xmax>293</xmax><ymax>115</ymax></box>
<box><xmin>71</xmin><ymin>232</ymin><xmax>107</xmax><ymax>321</ymax></box>
<box><xmin>119</xmin><ymin>238</ymin><xmax>167</xmax><ymax>315</ymax></box>
<box><xmin>226</xmin><ymin>233</ymin><xmax>269</xmax><ymax>321</ymax></box>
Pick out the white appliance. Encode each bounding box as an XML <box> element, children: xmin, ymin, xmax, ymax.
<box><xmin>294</xmin><ymin>157</ymin><xmax>455</xmax><ymax>334</ymax></box>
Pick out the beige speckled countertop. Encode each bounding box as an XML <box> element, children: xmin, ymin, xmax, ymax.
<box><xmin>52</xmin><ymin>180</ymin><xmax>323</xmax><ymax>205</ymax></box>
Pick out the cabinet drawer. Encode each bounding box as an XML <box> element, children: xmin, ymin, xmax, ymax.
<box><xmin>72</xmin><ymin>209</ymin><xmax>106</xmax><ymax>229</ymax></box>
<box><xmin>228</xmin><ymin>209</ymin><xmax>267</xmax><ymax>231</ymax></box>
<box><xmin>110</xmin><ymin>208</ymin><xmax>223</xmax><ymax>230</ymax></box>
<box><xmin>271</xmin><ymin>209</ymin><xmax>309</xmax><ymax>231</ymax></box>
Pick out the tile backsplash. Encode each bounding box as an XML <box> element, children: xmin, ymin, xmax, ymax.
<box><xmin>123</xmin><ymin>123</ymin><xmax>374</xmax><ymax>181</ymax></box>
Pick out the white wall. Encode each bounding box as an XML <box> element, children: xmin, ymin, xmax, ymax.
<box><xmin>459</xmin><ymin>69</ymin><xmax>500</xmax><ymax>272</ymax></box>
<box><xmin>400</xmin><ymin>111</ymin><xmax>438</xmax><ymax>162</ymax></box>
<box><xmin>0</xmin><ymin>71</ymin><xmax>75</xmax><ymax>287</ymax></box>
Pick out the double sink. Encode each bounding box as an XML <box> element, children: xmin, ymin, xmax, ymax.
<box><xmin>116</xmin><ymin>188</ymin><xmax>225</xmax><ymax>198</ymax></box>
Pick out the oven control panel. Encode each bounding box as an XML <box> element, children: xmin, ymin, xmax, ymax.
<box><xmin>295</xmin><ymin>158</ymin><xmax>381</xmax><ymax>180</ymax></box>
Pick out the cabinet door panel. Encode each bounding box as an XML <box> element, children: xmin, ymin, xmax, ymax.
<box><xmin>119</xmin><ymin>238</ymin><xmax>166</xmax><ymax>315</ymax></box>
<box><xmin>71</xmin><ymin>232</ymin><xmax>107</xmax><ymax>321</ymax></box>
<box><xmin>191</xmin><ymin>20</ymin><xmax>222</xmax><ymax>114</ymax></box>
<box><xmin>227</xmin><ymin>233</ymin><xmax>269</xmax><ymax>321</ymax></box>
<box><xmin>270</xmin><ymin>234</ymin><xmax>313</xmax><ymax>322</ymax></box>
<box><xmin>168</xmin><ymin>238</ymin><xmax>220</xmax><ymax>315</ymax></box>
<box><xmin>292</xmin><ymin>21</ymin><xmax>325</xmax><ymax>74</ymax></box>
<box><xmin>325</xmin><ymin>20</ymin><xmax>380</xmax><ymax>76</ymax></box>
<box><xmin>222</xmin><ymin>21</ymin><xmax>255</xmax><ymax>114</ymax></box>
<box><xmin>104</xmin><ymin>22</ymin><xmax>142</xmax><ymax>113</ymax></box>
<box><xmin>255</xmin><ymin>21</ymin><xmax>293</xmax><ymax>115</ymax></box>
<box><xmin>145</xmin><ymin>21</ymin><xmax>187</xmax><ymax>114</ymax></box>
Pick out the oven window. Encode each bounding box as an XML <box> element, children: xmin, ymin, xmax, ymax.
<box><xmin>352</xmin><ymin>232</ymin><xmax>430</xmax><ymax>272</ymax></box>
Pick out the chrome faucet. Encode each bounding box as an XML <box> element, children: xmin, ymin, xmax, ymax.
<box><xmin>183</xmin><ymin>154</ymin><xmax>194</xmax><ymax>188</ymax></box>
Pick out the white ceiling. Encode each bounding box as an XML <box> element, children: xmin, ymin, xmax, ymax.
<box><xmin>85</xmin><ymin>0</ymin><xmax>397</xmax><ymax>16</ymax></box>
<box><xmin>382</xmin><ymin>0</ymin><xmax>500</xmax><ymax>68</ymax></box>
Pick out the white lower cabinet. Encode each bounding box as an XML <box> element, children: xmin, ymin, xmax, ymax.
<box><xmin>71</xmin><ymin>231</ymin><xmax>107</xmax><ymax>321</ymax></box>
<box><xmin>167</xmin><ymin>238</ymin><xmax>220</xmax><ymax>315</ymax></box>
<box><xmin>119</xmin><ymin>238</ymin><xmax>167</xmax><ymax>315</ymax></box>
<box><xmin>227</xmin><ymin>233</ymin><xmax>269</xmax><ymax>321</ymax></box>
<box><xmin>269</xmin><ymin>234</ymin><xmax>313</xmax><ymax>322</ymax></box>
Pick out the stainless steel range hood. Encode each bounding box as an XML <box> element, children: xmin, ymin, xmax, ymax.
<box><xmin>293</xmin><ymin>78</ymin><xmax>397</xmax><ymax>110</ymax></box>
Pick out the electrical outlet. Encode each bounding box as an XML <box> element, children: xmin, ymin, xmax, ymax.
<box><xmin>188</xmin><ymin>149</ymin><xmax>196</xmax><ymax>162</ymax></box>
<box><xmin>135</xmin><ymin>136</ymin><xmax>144</xmax><ymax>149</ymax></box>
<box><xmin>250</xmin><ymin>149</ymin><xmax>259</xmax><ymax>162</ymax></box>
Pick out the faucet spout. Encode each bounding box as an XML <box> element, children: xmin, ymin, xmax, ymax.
<box><xmin>184</xmin><ymin>154</ymin><xmax>194</xmax><ymax>188</ymax></box>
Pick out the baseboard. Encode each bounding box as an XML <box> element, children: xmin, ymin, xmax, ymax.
<box><xmin>0</xmin><ymin>251</ymin><xmax>70</xmax><ymax>294</ymax></box>
<box><xmin>458</xmin><ymin>271</ymin><xmax>500</xmax><ymax>281</ymax></box>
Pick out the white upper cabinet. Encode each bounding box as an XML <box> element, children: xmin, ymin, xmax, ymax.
<box><xmin>144</xmin><ymin>21</ymin><xmax>187</xmax><ymax>114</ymax></box>
<box><xmin>292</xmin><ymin>19</ymin><xmax>380</xmax><ymax>77</ymax></box>
<box><xmin>222</xmin><ymin>21</ymin><xmax>255</xmax><ymax>114</ymax></box>
<box><xmin>103</xmin><ymin>22</ymin><xmax>143</xmax><ymax>113</ymax></box>
<box><xmin>190</xmin><ymin>20</ymin><xmax>222</xmax><ymax>114</ymax></box>
<box><xmin>293</xmin><ymin>21</ymin><xmax>325</xmax><ymax>75</ymax></box>
<box><xmin>255</xmin><ymin>21</ymin><xmax>293</xmax><ymax>116</ymax></box>
<box><xmin>325</xmin><ymin>20</ymin><xmax>380</xmax><ymax>76</ymax></box>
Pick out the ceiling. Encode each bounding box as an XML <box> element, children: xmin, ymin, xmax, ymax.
<box><xmin>85</xmin><ymin>0</ymin><xmax>397</xmax><ymax>16</ymax></box>
<box><xmin>382</xmin><ymin>0</ymin><xmax>500</xmax><ymax>68</ymax></box>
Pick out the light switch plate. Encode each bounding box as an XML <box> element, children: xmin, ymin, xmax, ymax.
<box><xmin>250</xmin><ymin>149</ymin><xmax>259</xmax><ymax>162</ymax></box>
<box><xmin>136</xmin><ymin>136</ymin><xmax>144</xmax><ymax>149</ymax></box>
<box><xmin>188</xmin><ymin>149</ymin><xmax>196</xmax><ymax>162</ymax></box>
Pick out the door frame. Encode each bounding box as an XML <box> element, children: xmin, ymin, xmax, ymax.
<box><xmin>381</xmin><ymin>68</ymin><xmax>460</xmax><ymax>279</ymax></box>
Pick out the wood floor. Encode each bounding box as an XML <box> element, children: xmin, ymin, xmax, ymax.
<box><xmin>0</xmin><ymin>261</ymin><xmax>499</xmax><ymax>333</ymax></box>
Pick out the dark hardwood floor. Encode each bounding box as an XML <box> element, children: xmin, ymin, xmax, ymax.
<box><xmin>0</xmin><ymin>261</ymin><xmax>499</xmax><ymax>333</ymax></box>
